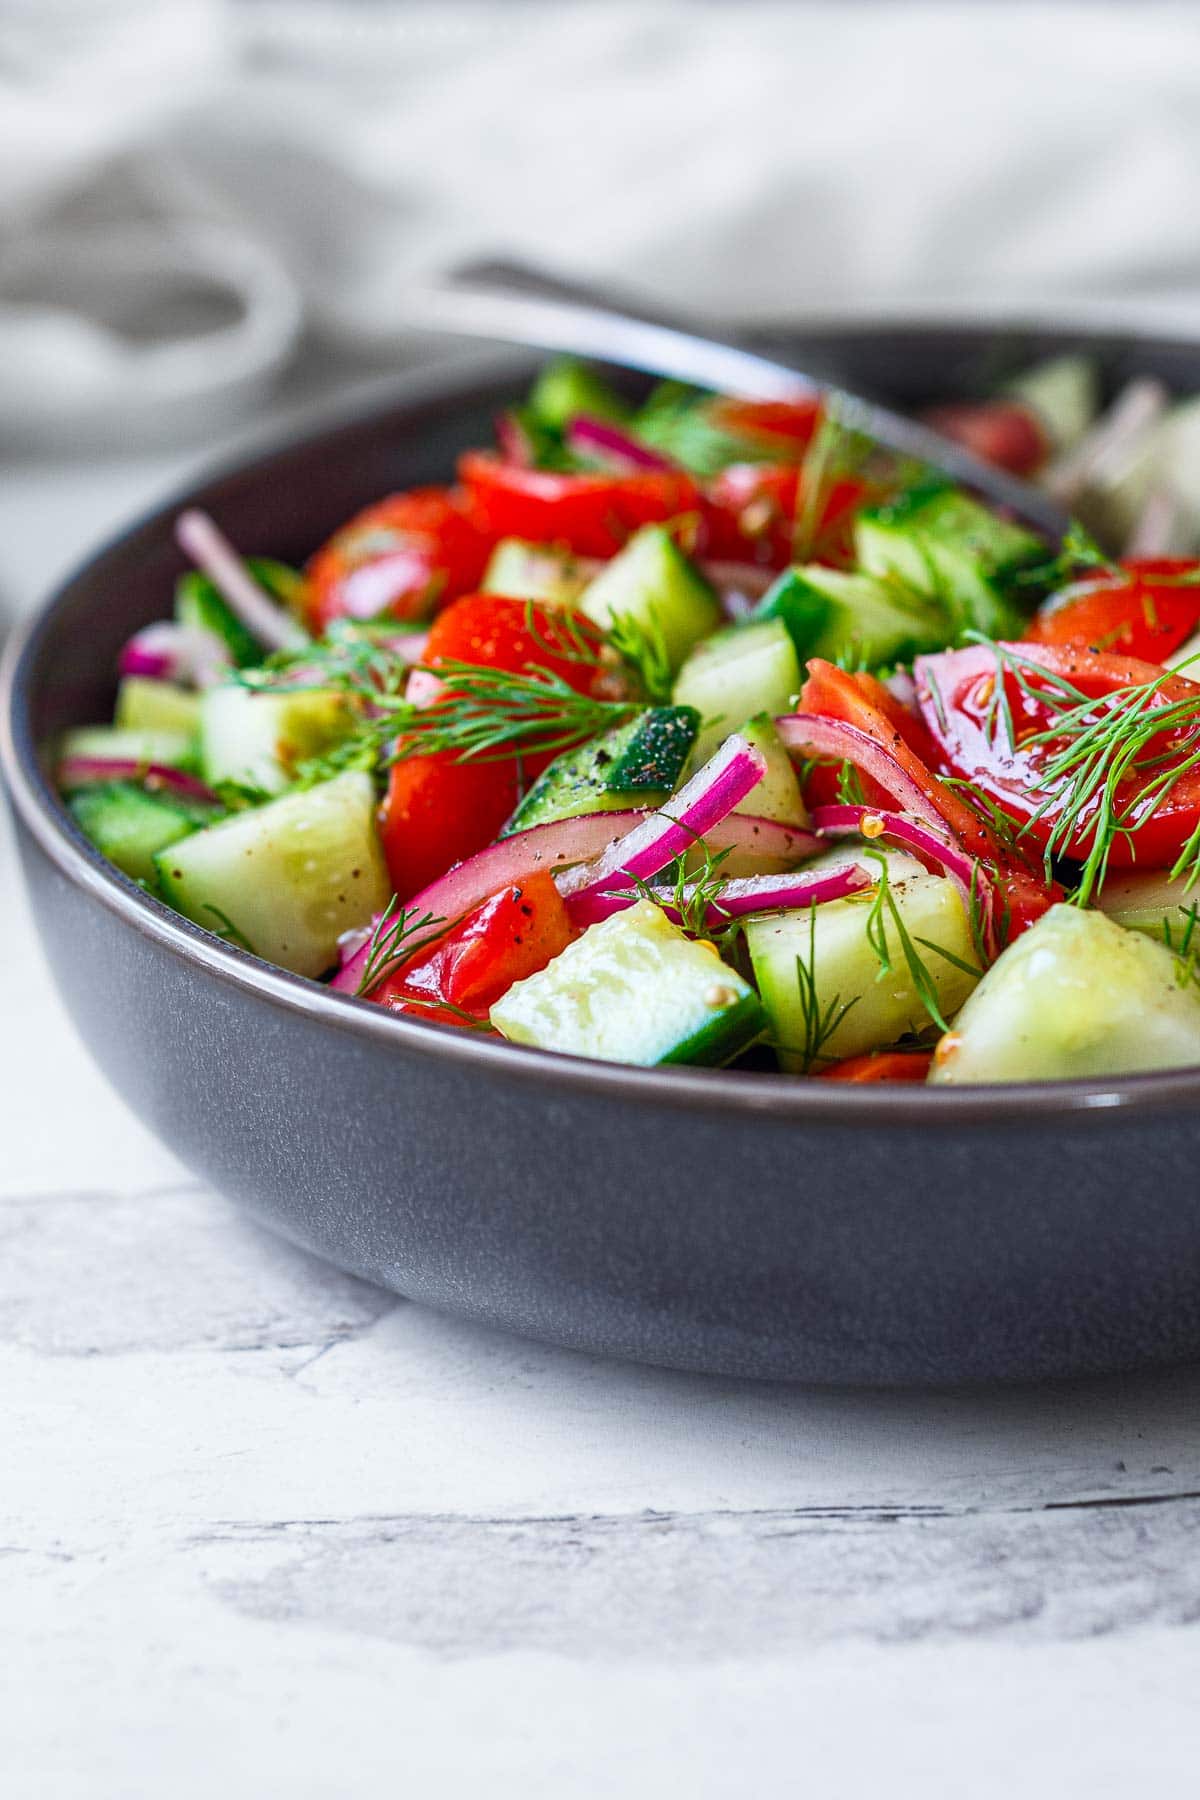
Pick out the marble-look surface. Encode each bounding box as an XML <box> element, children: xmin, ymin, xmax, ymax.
<box><xmin>4</xmin><ymin>438</ymin><xmax>1200</xmax><ymax>1797</ymax></box>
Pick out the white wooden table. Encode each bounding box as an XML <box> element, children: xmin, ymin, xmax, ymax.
<box><xmin>4</xmin><ymin>431</ymin><xmax>1200</xmax><ymax>1798</ymax></box>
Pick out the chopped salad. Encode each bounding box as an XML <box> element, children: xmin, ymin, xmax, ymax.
<box><xmin>56</xmin><ymin>354</ymin><xmax>1200</xmax><ymax>1084</ymax></box>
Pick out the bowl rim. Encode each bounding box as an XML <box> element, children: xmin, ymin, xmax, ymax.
<box><xmin>7</xmin><ymin>328</ymin><xmax>1200</xmax><ymax>1130</ymax></box>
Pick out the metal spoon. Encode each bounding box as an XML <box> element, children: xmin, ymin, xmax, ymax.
<box><xmin>399</xmin><ymin>256</ymin><xmax>1070</xmax><ymax>544</ymax></box>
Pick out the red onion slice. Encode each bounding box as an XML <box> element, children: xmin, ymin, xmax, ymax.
<box><xmin>564</xmin><ymin>414</ymin><xmax>677</xmax><ymax>473</ymax></box>
<box><xmin>58</xmin><ymin>757</ymin><xmax>220</xmax><ymax>805</ymax></box>
<box><xmin>574</xmin><ymin>861</ymin><xmax>872</xmax><ymax>929</ymax></box>
<box><xmin>555</xmin><ymin>733</ymin><xmax>767</xmax><ymax>908</ymax></box>
<box><xmin>811</xmin><ymin>802</ymin><xmax>996</xmax><ymax>956</ymax></box>
<box><xmin>332</xmin><ymin>810</ymin><xmax>650</xmax><ymax>995</ymax></box>
<box><xmin>774</xmin><ymin>713</ymin><xmax>946</xmax><ymax>829</ymax></box>
<box><xmin>496</xmin><ymin>410</ymin><xmax>534</xmax><ymax>466</ymax></box>
<box><xmin>118</xmin><ymin>621</ymin><xmax>231</xmax><ymax>690</ymax></box>
<box><xmin>175</xmin><ymin>510</ymin><xmax>308</xmax><ymax>654</ymax></box>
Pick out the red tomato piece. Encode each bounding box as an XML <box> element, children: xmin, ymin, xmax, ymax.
<box><xmin>458</xmin><ymin>451</ymin><xmax>702</xmax><ymax>558</ymax></box>
<box><xmin>421</xmin><ymin>591</ymin><xmax>604</xmax><ymax>685</ymax></box>
<box><xmin>915</xmin><ymin>641</ymin><xmax>1200</xmax><ymax>872</ymax></box>
<box><xmin>706</xmin><ymin>396</ymin><xmax>824</xmax><ymax>455</ymax></box>
<box><xmin>920</xmin><ymin>401</ymin><xmax>1048</xmax><ymax>477</ymax></box>
<box><xmin>378</xmin><ymin>751</ymin><xmax>521</xmax><ymax>902</ymax></box>
<box><xmin>701</xmin><ymin>465</ymin><xmax>865</xmax><ymax>568</ymax></box>
<box><xmin>801</xmin><ymin>658</ymin><xmax>1055</xmax><ymax>937</ymax></box>
<box><xmin>375</xmin><ymin>872</ymin><xmax>573</xmax><ymax>1025</ymax></box>
<box><xmin>818</xmin><ymin>1050</ymin><xmax>934</xmax><ymax>1083</ymax></box>
<box><xmin>306</xmin><ymin>488</ymin><xmax>490</xmax><ymax>632</ymax></box>
<box><xmin>1026</xmin><ymin>558</ymin><xmax>1200</xmax><ymax>662</ymax></box>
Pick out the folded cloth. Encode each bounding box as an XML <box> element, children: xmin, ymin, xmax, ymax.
<box><xmin>3</xmin><ymin>0</ymin><xmax>1200</xmax><ymax>447</ymax></box>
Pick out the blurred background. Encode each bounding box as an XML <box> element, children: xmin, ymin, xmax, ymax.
<box><xmin>3</xmin><ymin>0</ymin><xmax>1200</xmax><ymax>611</ymax></box>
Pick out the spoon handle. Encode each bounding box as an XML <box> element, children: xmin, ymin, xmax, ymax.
<box><xmin>402</xmin><ymin>256</ymin><xmax>1069</xmax><ymax>544</ymax></box>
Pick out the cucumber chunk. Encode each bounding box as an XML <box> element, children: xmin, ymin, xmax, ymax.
<box><xmin>491</xmin><ymin>898</ymin><xmax>765</xmax><ymax>1067</ymax></box>
<box><xmin>931</xmin><ymin>904</ymin><xmax>1200</xmax><ymax>1084</ymax></box>
<box><xmin>673</xmin><ymin>619</ymin><xmax>800</xmax><ymax>762</ymax></box>
<box><xmin>529</xmin><ymin>358</ymin><xmax>629</xmax><ymax>429</ymax></box>
<box><xmin>68</xmin><ymin>781</ymin><xmax>215</xmax><ymax>885</ymax></box>
<box><xmin>115</xmin><ymin>677</ymin><xmax>202</xmax><ymax>737</ymax></box>
<box><xmin>60</xmin><ymin>726</ymin><xmax>198</xmax><ymax>773</ymax></box>
<box><xmin>745</xmin><ymin>860</ymin><xmax>979</xmax><ymax>1071</ymax></box>
<box><xmin>855</xmin><ymin>484</ymin><xmax>1042</xmax><ymax>638</ymax></box>
<box><xmin>154</xmin><ymin>770</ymin><xmax>390</xmax><ymax>977</ymax></box>
<box><xmin>733</xmin><ymin>714</ymin><xmax>807</xmax><ymax>827</ymax></box>
<box><xmin>580</xmin><ymin>527</ymin><xmax>720</xmax><ymax>674</ymax></box>
<box><xmin>174</xmin><ymin>557</ymin><xmax>302</xmax><ymax>669</ymax></box>
<box><xmin>1002</xmin><ymin>354</ymin><xmax>1098</xmax><ymax>454</ymax></box>
<box><xmin>482</xmin><ymin>538</ymin><xmax>590</xmax><ymax>605</ymax></box>
<box><xmin>503</xmin><ymin>706</ymin><xmax>698</xmax><ymax>835</ymax></box>
<box><xmin>1097</xmin><ymin>868</ymin><xmax>1200</xmax><ymax>946</ymax></box>
<box><xmin>753</xmin><ymin>565</ymin><xmax>942</xmax><ymax>670</ymax></box>
<box><xmin>199</xmin><ymin>682</ymin><xmax>354</xmax><ymax>796</ymax></box>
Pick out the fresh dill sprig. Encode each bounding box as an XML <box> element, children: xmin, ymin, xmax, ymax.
<box><xmin>1012</xmin><ymin>518</ymin><xmax>1119</xmax><ymax>593</ymax></box>
<box><xmin>354</xmin><ymin>895</ymin><xmax>451</xmax><ymax>997</ymax></box>
<box><xmin>861</xmin><ymin>848</ymin><xmax>978</xmax><ymax>1032</ymax></box>
<box><xmin>607</xmin><ymin>608</ymin><xmax>674</xmax><ymax>704</ymax></box>
<box><xmin>201</xmin><ymin>904</ymin><xmax>255</xmax><ymax>952</ymax></box>
<box><xmin>390</xmin><ymin>661</ymin><xmax>640</xmax><ymax>764</ymax></box>
<box><xmin>607</xmin><ymin>832</ymin><xmax>735</xmax><ymax>942</ymax></box>
<box><xmin>789</xmin><ymin>904</ymin><xmax>859</xmax><ymax>1072</ymax></box>
<box><xmin>836</xmin><ymin>760</ymin><xmax>867</xmax><ymax>807</ymax></box>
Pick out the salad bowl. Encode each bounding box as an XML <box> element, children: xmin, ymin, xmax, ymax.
<box><xmin>7</xmin><ymin>324</ymin><xmax>1200</xmax><ymax>1386</ymax></box>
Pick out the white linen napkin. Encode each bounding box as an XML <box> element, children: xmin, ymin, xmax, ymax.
<box><xmin>2</xmin><ymin>0</ymin><xmax>1200</xmax><ymax>446</ymax></box>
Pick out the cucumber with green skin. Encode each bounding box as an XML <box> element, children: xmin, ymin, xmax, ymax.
<box><xmin>502</xmin><ymin>706</ymin><xmax>699</xmax><ymax>836</ymax></box>
<box><xmin>115</xmin><ymin>677</ymin><xmax>202</xmax><ymax>737</ymax></box>
<box><xmin>528</xmin><ymin>359</ymin><xmax>629</xmax><ymax>429</ymax></box>
<box><xmin>672</xmin><ymin>619</ymin><xmax>800</xmax><ymax>762</ymax></box>
<box><xmin>68</xmin><ymin>781</ymin><xmax>216</xmax><ymax>885</ymax></box>
<box><xmin>745</xmin><ymin>855</ymin><xmax>979</xmax><ymax>1071</ymax></box>
<box><xmin>580</xmin><ymin>527</ymin><xmax>720</xmax><ymax>675</ymax></box>
<box><xmin>175</xmin><ymin>558</ymin><xmax>303</xmax><ymax>669</ymax></box>
<box><xmin>199</xmin><ymin>682</ymin><xmax>354</xmax><ymax>797</ymax></box>
<box><xmin>60</xmin><ymin>725</ymin><xmax>199</xmax><ymax>774</ymax></box>
<box><xmin>752</xmin><ymin>565</ymin><xmax>942</xmax><ymax>671</ymax></box>
<box><xmin>854</xmin><ymin>483</ymin><xmax>1043</xmax><ymax>639</ymax></box>
<box><xmin>154</xmin><ymin>770</ymin><xmax>390</xmax><ymax>978</ymax></box>
<box><xmin>491</xmin><ymin>899</ymin><xmax>766</xmax><ymax>1067</ymax></box>
<box><xmin>931</xmin><ymin>904</ymin><xmax>1200</xmax><ymax>1084</ymax></box>
<box><xmin>482</xmin><ymin>538</ymin><xmax>591</xmax><ymax>605</ymax></box>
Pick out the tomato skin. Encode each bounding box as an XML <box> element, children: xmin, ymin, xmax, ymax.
<box><xmin>915</xmin><ymin>641</ymin><xmax>1200</xmax><ymax>871</ymax></box>
<box><xmin>375</xmin><ymin>872</ymin><xmax>572</xmax><ymax>1024</ymax></box>
<box><xmin>920</xmin><ymin>401</ymin><xmax>1048</xmax><ymax>477</ymax></box>
<box><xmin>701</xmin><ymin>465</ymin><xmax>865</xmax><ymax>568</ymax></box>
<box><xmin>306</xmin><ymin>488</ymin><xmax>490</xmax><ymax>632</ymax></box>
<box><xmin>800</xmin><ymin>658</ymin><xmax>1055</xmax><ymax>937</ymax></box>
<box><xmin>800</xmin><ymin>669</ymin><xmax>939</xmax><ymax>811</ymax></box>
<box><xmin>458</xmin><ymin>451</ymin><xmax>702</xmax><ymax>558</ymax></box>
<box><xmin>1026</xmin><ymin>558</ymin><xmax>1200</xmax><ymax>662</ymax></box>
<box><xmin>706</xmin><ymin>396</ymin><xmax>823</xmax><ymax>455</ymax></box>
<box><xmin>818</xmin><ymin>1049</ymin><xmax>933</xmax><ymax>1083</ymax></box>
<box><xmin>379</xmin><ymin>752</ymin><xmax>520</xmax><ymax>902</ymax></box>
<box><xmin>421</xmin><ymin>591</ymin><xmax>604</xmax><ymax>686</ymax></box>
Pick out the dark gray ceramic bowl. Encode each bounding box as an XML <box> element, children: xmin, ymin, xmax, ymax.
<box><xmin>7</xmin><ymin>324</ymin><xmax>1200</xmax><ymax>1386</ymax></box>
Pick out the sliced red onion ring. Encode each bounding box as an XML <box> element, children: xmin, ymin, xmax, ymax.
<box><xmin>175</xmin><ymin>509</ymin><xmax>308</xmax><ymax>654</ymax></box>
<box><xmin>377</xmin><ymin>629</ymin><xmax>430</xmax><ymax>664</ymax></box>
<box><xmin>811</xmin><ymin>802</ymin><xmax>996</xmax><ymax>955</ymax></box>
<box><xmin>699</xmin><ymin>559</ymin><xmax>777</xmax><ymax>605</ymax></box>
<box><xmin>118</xmin><ymin>621</ymin><xmax>231</xmax><ymax>689</ymax></box>
<box><xmin>774</xmin><ymin>713</ymin><xmax>946</xmax><ymax>829</ymax></box>
<box><xmin>496</xmin><ymin>410</ymin><xmax>534</xmax><ymax>466</ymax></box>
<box><xmin>58</xmin><ymin>757</ymin><xmax>220</xmax><ymax>805</ymax></box>
<box><xmin>576</xmin><ymin>862</ymin><xmax>871</xmax><ymax>929</ymax></box>
<box><xmin>564</xmin><ymin>414</ymin><xmax>676</xmax><ymax>473</ymax></box>
<box><xmin>556</xmin><ymin>733</ymin><xmax>767</xmax><ymax>910</ymax></box>
<box><xmin>405</xmin><ymin>666</ymin><xmax>445</xmax><ymax>710</ymax></box>
<box><xmin>332</xmin><ymin>810</ymin><xmax>649</xmax><ymax>995</ymax></box>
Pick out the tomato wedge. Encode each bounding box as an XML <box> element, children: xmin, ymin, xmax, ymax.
<box><xmin>380</xmin><ymin>593</ymin><xmax>610</xmax><ymax>897</ymax></box>
<box><xmin>701</xmin><ymin>464</ymin><xmax>865</xmax><ymax>568</ymax></box>
<box><xmin>920</xmin><ymin>401</ymin><xmax>1048</xmax><ymax>477</ymax></box>
<box><xmin>799</xmin><ymin>658</ymin><xmax>1055</xmax><ymax>936</ymax></box>
<box><xmin>915</xmin><ymin>641</ymin><xmax>1200</xmax><ymax>874</ymax></box>
<box><xmin>706</xmin><ymin>396</ymin><xmax>824</xmax><ymax>455</ymax></box>
<box><xmin>306</xmin><ymin>487</ymin><xmax>489</xmax><ymax>632</ymax></box>
<box><xmin>374</xmin><ymin>873</ymin><xmax>573</xmax><ymax>1025</ymax></box>
<box><xmin>1026</xmin><ymin>558</ymin><xmax>1200</xmax><ymax>662</ymax></box>
<box><xmin>818</xmin><ymin>1049</ymin><xmax>934</xmax><ymax>1084</ymax></box>
<box><xmin>458</xmin><ymin>451</ymin><xmax>702</xmax><ymax>558</ymax></box>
